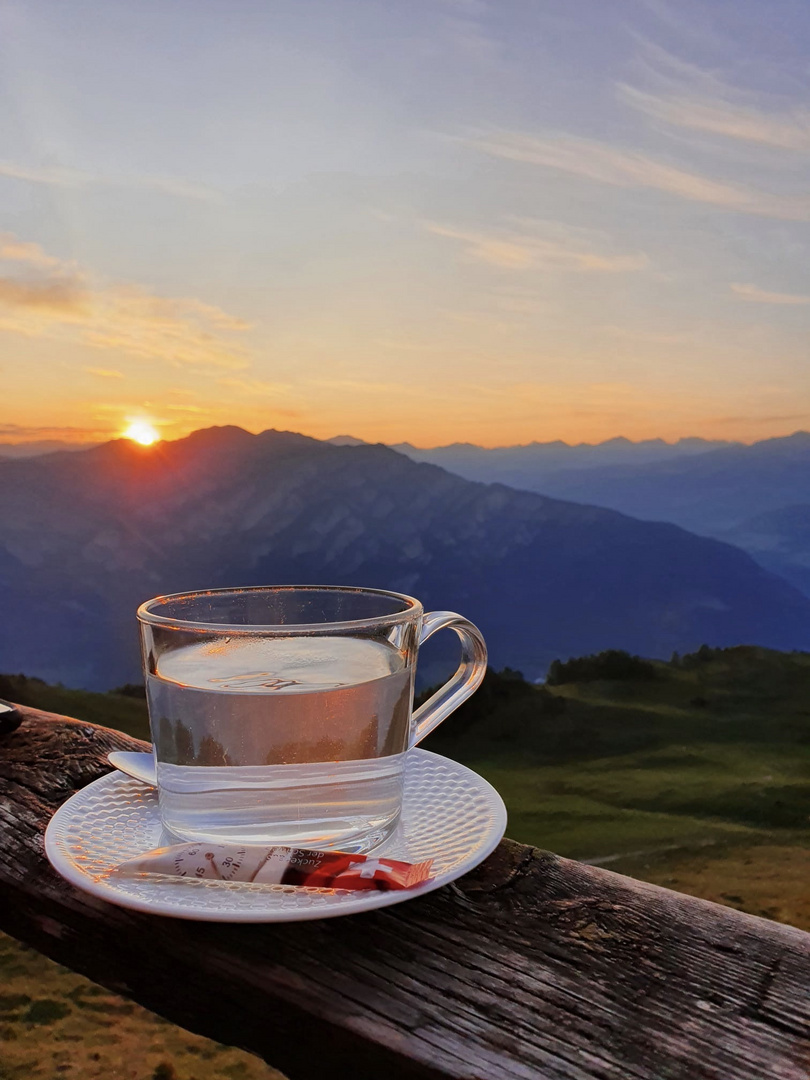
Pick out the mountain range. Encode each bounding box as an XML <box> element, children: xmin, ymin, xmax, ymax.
<box><xmin>390</xmin><ymin>432</ymin><xmax>810</xmax><ymax>598</ymax></box>
<box><xmin>0</xmin><ymin>440</ymin><xmax>100</xmax><ymax>458</ymax></box>
<box><xmin>387</xmin><ymin>435</ymin><xmax>736</xmax><ymax>482</ymax></box>
<box><xmin>2</xmin><ymin>426</ymin><xmax>810</xmax><ymax>691</ymax></box>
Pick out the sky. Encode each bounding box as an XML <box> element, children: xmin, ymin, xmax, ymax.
<box><xmin>1</xmin><ymin>0</ymin><xmax>809</xmax><ymax>448</ymax></box>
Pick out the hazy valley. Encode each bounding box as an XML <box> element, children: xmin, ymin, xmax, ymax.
<box><xmin>392</xmin><ymin>432</ymin><xmax>810</xmax><ymax>598</ymax></box>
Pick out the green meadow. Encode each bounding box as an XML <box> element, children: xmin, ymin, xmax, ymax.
<box><xmin>423</xmin><ymin>645</ymin><xmax>810</xmax><ymax>929</ymax></box>
<box><xmin>0</xmin><ymin>932</ymin><xmax>283</xmax><ymax>1080</ymax></box>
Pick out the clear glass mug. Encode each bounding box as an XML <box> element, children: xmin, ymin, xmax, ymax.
<box><xmin>137</xmin><ymin>585</ymin><xmax>487</xmax><ymax>852</ymax></box>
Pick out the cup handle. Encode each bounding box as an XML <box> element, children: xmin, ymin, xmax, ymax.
<box><xmin>410</xmin><ymin>611</ymin><xmax>487</xmax><ymax>747</ymax></box>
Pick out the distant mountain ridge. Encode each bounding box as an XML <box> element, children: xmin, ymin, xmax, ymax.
<box><xmin>1</xmin><ymin>425</ymin><xmax>809</xmax><ymax>690</ymax></box>
<box><xmin>0</xmin><ymin>439</ymin><xmax>101</xmax><ymax>458</ymax></box>
<box><xmin>510</xmin><ymin>432</ymin><xmax>810</xmax><ymax>531</ymax></box>
<box><xmin>387</xmin><ymin>435</ymin><xmax>737</xmax><ymax>484</ymax></box>
<box><xmin>386</xmin><ymin>431</ymin><xmax>810</xmax><ymax>597</ymax></box>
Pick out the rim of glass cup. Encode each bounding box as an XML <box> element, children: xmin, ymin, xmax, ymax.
<box><xmin>136</xmin><ymin>584</ymin><xmax>424</xmax><ymax>634</ymax></box>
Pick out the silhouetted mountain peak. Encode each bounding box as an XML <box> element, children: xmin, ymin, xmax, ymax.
<box><xmin>599</xmin><ymin>436</ymin><xmax>636</xmax><ymax>447</ymax></box>
<box><xmin>328</xmin><ymin>434</ymin><xmax>367</xmax><ymax>446</ymax></box>
<box><xmin>180</xmin><ymin>425</ymin><xmax>253</xmax><ymax>447</ymax></box>
<box><xmin>755</xmin><ymin>431</ymin><xmax>810</xmax><ymax>455</ymax></box>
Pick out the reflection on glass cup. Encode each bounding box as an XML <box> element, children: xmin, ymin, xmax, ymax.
<box><xmin>137</xmin><ymin>586</ymin><xmax>487</xmax><ymax>853</ymax></box>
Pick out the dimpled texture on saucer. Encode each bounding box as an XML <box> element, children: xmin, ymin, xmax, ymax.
<box><xmin>44</xmin><ymin>749</ymin><xmax>507</xmax><ymax>922</ymax></box>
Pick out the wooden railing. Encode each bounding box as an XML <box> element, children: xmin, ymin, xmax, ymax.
<box><xmin>1</xmin><ymin>705</ymin><xmax>808</xmax><ymax>1080</ymax></box>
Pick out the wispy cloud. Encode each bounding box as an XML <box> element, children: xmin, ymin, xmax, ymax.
<box><xmin>424</xmin><ymin>218</ymin><xmax>648</xmax><ymax>272</ymax></box>
<box><xmin>77</xmin><ymin>291</ymin><xmax>252</xmax><ymax>370</ymax></box>
<box><xmin>464</xmin><ymin>130</ymin><xmax>810</xmax><ymax>220</ymax></box>
<box><xmin>617</xmin><ymin>41</ymin><xmax>810</xmax><ymax>153</ymax></box>
<box><xmin>0</xmin><ymin>161</ymin><xmax>219</xmax><ymax>202</ymax></box>
<box><xmin>83</xmin><ymin>367</ymin><xmax>125</xmax><ymax>379</ymax></box>
<box><xmin>0</xmin><ymin>233</ymin><xmax>252</xmax><ymax>370</ymax></box>
<box><xmin>0</xmin><ymin>232</ymin><xmax>86</xmax><ymax>311</ymax></box>
<box><xmin>0</xmin><ymin>277</ymin><xmax>85</xmax><ymax>310</ymax></box>
<box><xmin>703</xmin><ymin>413</ymin><xmax>810</xmax><ymax>427</ymax></box>
<box><xmin>620</xmin><ymin>84</ymin><xmax>810</xmax><ymax>152</ymax></box>
<box><xmin>0</xmin><ymin>422</ymin><xmax>108</xmax><ymax>442</ymax></box>
<box><xmin>731</xmin><ymin>283</ymin><xmax>810</xmax><ymax>305</ymax></box>
<box><xmin>0</xmin><ymin>234</ymin><xmax>65</xmax><ymax>270</ymax></box>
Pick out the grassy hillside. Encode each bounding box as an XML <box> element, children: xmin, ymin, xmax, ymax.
<box><xmin>423</xmin><ymin>645</ymin><xmax>810</xmax><ymax>929</ymax></box>
<box><xmin>0</xmin><ymin>674</ymin><xmax>151</xmax><ymax>741</ymax></box>
<box><xmin>0</xmin><ymin>934</ymin><xmax>282</xmax><ymax>1080</ymax></box>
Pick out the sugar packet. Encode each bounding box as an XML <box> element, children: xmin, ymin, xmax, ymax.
<box><xmin>112</xmin><ymin>842</ymin><xmax>433</xmax><ymax>891</ymax></box>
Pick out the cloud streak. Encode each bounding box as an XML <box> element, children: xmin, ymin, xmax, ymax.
<box><xmin>0</xmin><ymin>234</ymin><xmax>66</xmax><ymax>270</ymax></box>
<box><xmin>425</xmin><ymin>218</ymin><xmax>648</xmax><ymax>272</ymax></box>
<box><xmin>618</xmin><ymin>41</ymin><xmax>810</xmax><ymax>153</ymax></box>
<box><xmin>0</xmin><ymin>422</ymin><xmax>108</xmax><ymax>442</ymax></box>
<box><xmin>620</xmin><ymin>84</ymin><xmax>810</xmax><ymax>152</ymax></box>
<box><xmin>0</xmin><ymin>277</ymin><xmax>85</xmax><ymax>310</ymax></box>
<box><xmin>0</xmin><ymin>233</ymin><xmax>87</xmax><ymax>311</ymax></box>
<box><xmin>731</xmin><ymin>283</ymin><xmax>810</xmax><ymax>305</ymax></box>
<box><xmin>0</xmin><ymin>161</ymin><xmax>219</xmax><ymax>202</ymax></box>
<box><xmin>0</xmin><ymin>233</ymin><xmax>252</xmax><ymax>370</ymax></box>
<box><xmin>464</xmin><ymin>130</ymin><xmax>810</xmax><ymax>220</ymax></box>
<box><xmin>83</xmin><ymin>367</ymin><xmax>124</xmax><ymax>378</ymax></box>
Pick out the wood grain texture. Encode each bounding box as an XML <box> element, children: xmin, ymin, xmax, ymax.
<box><xmin>1</xmin><ymin>707</ymin><xmax>808</xmax><ymax>1080</ymax></box>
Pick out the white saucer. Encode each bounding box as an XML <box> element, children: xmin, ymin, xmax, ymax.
<box><xmin>44</xmin><ymin>750</ymin><xmax>507</xmax><ymax>922</ymax></box>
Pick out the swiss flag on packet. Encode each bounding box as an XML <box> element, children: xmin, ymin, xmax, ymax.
<box><xmin>112</xmin><ymin>843</ymin><xmax>434</xmax><ymax>891</ymax></box>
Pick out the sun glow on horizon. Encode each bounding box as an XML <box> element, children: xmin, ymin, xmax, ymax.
<box><xmin>122</xmin><ymin>421</ymin><xmax>160</xmax><ymax>446</ymax></box>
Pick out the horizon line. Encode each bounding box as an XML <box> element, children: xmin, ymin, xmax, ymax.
<box><xmin>3</xmin><ymin>424</ymin><xmax>810</xmax><ymax>454</ymax></box>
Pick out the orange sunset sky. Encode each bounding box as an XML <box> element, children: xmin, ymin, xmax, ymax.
<box><xmin>2</xmin><ymin>0</ymin><xmax>809</xmax><ymax>449</ymax></box>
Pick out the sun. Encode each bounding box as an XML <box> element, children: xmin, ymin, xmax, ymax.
<box><xmin>122</xmin><ymin>421</ymin><xmax>160</xmax><ymax>446</ymax></box>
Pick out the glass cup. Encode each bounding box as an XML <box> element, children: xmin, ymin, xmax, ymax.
<box><xmin>137</xmin><ymin>585</ymin><xmax>487</xmax><ymax>853</ymax></box>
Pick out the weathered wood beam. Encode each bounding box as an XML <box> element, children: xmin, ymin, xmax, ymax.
<box><xmin>1</xmin><ymin>707</ymin><xmax>808</xmax><ymax>1080</ymax></box>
